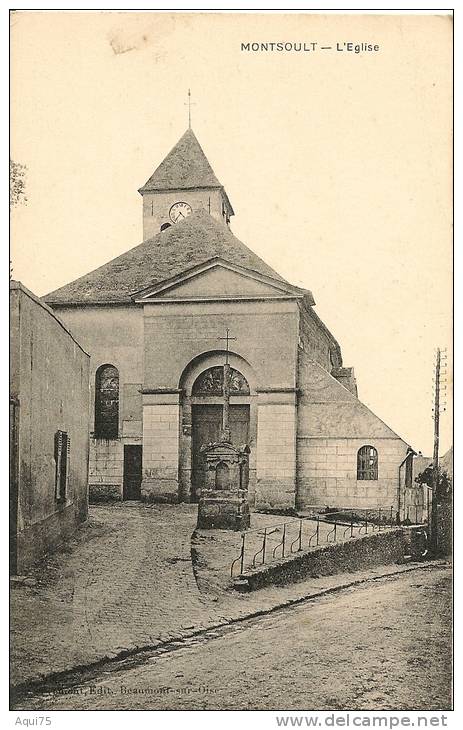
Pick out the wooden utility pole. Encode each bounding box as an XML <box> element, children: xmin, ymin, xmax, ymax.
<box><xmin>431</xmin><ymin>348</ymin><xmax>446</xmax><ymax>551</ymax></box>
<box><xmin>432</xmin><ymin>349</ymin><xmax>441</xmax><ymax>481</ymax></box>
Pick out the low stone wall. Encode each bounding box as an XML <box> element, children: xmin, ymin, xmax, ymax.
<box><xmin>236</xmin><ymin>528</ymin><xmax>406</xmax><ymax>591</ymax></box>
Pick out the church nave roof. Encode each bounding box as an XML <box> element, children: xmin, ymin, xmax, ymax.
<box><xmin>44</xmin><ymin>210</ymin><xmax>289</xmax><ymax>305</ymax></box>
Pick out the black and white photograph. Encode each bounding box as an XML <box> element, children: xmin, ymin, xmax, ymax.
<box><xmin>9</xmin><ymin>8</ymin><xmax>453</xmax><ymax>719</ymax></box>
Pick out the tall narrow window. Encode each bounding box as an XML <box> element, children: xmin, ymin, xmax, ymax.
<box><xmin>55</xmin><ymin>430</ymin><xmax>69</xmax><ymax>501</ymax></box>
<box><xmin>95</xmin><ymin>364</ymin><xmax>119</xmax><ymax>438</ymax></box>
<box><xmin>357</xmin><ymin>445</ymin><xmax>378</xmax><ymax>480</ymax></box>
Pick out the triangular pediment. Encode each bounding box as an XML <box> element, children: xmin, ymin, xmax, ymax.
<box><xmin>132</xmin><ymin>258</ymin><xmax>313</xmax><ymax>303</ymax></box>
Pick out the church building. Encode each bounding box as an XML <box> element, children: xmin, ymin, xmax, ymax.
<box><xmin>44</xmin><ymin>127</ymin><xmax>415</xmax><ymax>514</ymax></box>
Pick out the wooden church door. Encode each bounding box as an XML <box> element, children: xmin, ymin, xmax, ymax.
<box><xmin>123</xmin><ymin>445</ymin><xmax>142</xmax><ymax>500</ymax></box>
<box><xmin>191</xmin><ymin>404</ymin><xmax>250</xmax><ymax>502</ymax></box>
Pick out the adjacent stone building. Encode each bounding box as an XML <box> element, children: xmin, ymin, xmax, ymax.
<box><xmin>10</xmin><ymin>281</ymin><xmax>90</xmax><ymax>573</ymax></box>
<box><xmin>44</xmin><ymin>128</ymin><xmax>415</xmax><ymax>513</ymax></box>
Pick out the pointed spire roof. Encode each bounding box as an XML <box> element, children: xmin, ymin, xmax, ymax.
<box><xmin>139</xmin><ymin>129</ymin><xmax>224</xmax><ymax>193</ymax></box>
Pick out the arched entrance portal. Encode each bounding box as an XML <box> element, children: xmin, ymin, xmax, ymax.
<box><xmin>191</xmin><ymin>366</ymin><xmax>250</xmax><ymax>502</ymax></box>
<box><xmin>179</xmin><ymin>354</ymin><xmax>256</xmax><ymax>504</ymax></box>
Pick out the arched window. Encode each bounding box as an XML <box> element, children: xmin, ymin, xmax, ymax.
<box><xmin>357</xmin><ymin>445</ymin><xmax>378</xmax><ymax>480</ymax></box>
<box><xmin>94</xmin><ymin>365</ymin><xmax>119</xmax><ymax>438</ymax></box>
<box><xmin>192</xmin><ymin>366</ymin><xmax>250</xmax><ymax>396</ymax></box>
<box><xmin>160</xmin><ymin>222</ymin><xmax>171</xmax><ymax>232</ymax></box>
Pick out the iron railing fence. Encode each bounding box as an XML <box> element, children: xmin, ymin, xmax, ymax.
<box><xmin>230</xmin><ymin>504</ymin><xmax>428</xmax><ymax>578</ymax></box>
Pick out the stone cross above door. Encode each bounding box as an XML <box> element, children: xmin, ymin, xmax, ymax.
<box><xmin>217</xmin><ymin>328</ymin><xmax>237</xmax><ymax>442</ymax></box>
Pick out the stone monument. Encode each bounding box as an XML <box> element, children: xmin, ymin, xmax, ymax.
<box><xmin>196</xmin><ymin>329</ymin><xmax>251</xmax><ymax>530</ymax></box>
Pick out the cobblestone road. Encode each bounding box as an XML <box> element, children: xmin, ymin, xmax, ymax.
<box><xmin>16</xmin><ymin>566</ymin><xmax>452</xmax><ymax>711</ymax></box>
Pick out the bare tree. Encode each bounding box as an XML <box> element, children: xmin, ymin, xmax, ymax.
<box><xmin>10</xmin><ymin>159</ymin><xmax>28</xmax><ymax>208</ymax></box>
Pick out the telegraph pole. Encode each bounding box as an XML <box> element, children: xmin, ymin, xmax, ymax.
<box><xmin>432</xmin><ymin>349</ymin><xmax>441</xmax><ymax>479</ymax></box>
<box><xmin>431</xmin><ymin>348</ymin><xmax>447</xmax><ymax>552</ymax></box>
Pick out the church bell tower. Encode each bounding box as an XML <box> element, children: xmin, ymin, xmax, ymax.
<box><xmin>138</xmin><ymin>128</ymin><xmax>234</xmax><ymax>240</ymax></box>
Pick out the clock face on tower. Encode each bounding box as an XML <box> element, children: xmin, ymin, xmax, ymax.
<box><xmin>169</xmin><ymin>201</ymin><xmax>192</xmax><ymax>223</ymax></box>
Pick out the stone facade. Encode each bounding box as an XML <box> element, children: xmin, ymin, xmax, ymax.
<box><xmin>142</xmin><ymin>400</ymin><xmax>181</xmax><ymax>503</ymax></box>
<box><xmin>44</xmin><ymin>127</ymin><xmax>415</xmax><ymax>517</ymax></box>
<box><xmin>141</xmin><ymin>187</ymin><xmax>229</xmax><ymax>241</ymax></box>
<box><xmin>53</xmin><ymin>305</ymin><xmax>143</xmax><ymax>501</ymax></box>
<box><xmin>51</xmin><ymin>276</ymin><xmax>413</xmax><ymax>515</ymax></box>
<box><xmin>88</xmin><ymin>439</ymin><xmax>123</xmax><ymax>501</ymax></box>
<box><xmin>256</xmin><ymin>396</ymin><xmax>297</xmax><ymax>509</ymax></box>
<box><xmin>10</xmin><ymin>282</ymin><xmax>90</xmax><ymax>573</ymax></box>
<box><xmin>296</xmin><ymin>351</ymin><xmax>412</xmax><ymax>511</ymax></box>
<box><xmin>296</xmin><ymin>437</ymin><xmax>408</xmax><ymax>510</ymax></box>
<box><xmin>53</xmin><ymin>290</ymin><xmax>302</xmax><ymax>504</ymax></box>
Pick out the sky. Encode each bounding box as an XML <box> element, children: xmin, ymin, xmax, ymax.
<box><xmin>10</xmin><ymin>11</ymin><xmax>453</xmax><ymax>455</ymax></box>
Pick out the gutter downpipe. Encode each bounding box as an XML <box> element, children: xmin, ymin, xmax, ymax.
<box><xmin>397</xmin><ymin>447</ymin><xmax>416</xmax><ymax>525</ymax></box>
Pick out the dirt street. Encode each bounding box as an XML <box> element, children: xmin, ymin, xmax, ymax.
<box><xmin>15</xmin><ymin>565</ymin><xmax>452</xmax><ymax>712</ymax></box>
<box><xmin>12</xmin><ymin>503</ymin><xmax>430</xmax><ymax>689</ymax></box>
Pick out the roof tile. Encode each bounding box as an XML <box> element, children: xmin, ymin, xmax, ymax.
<box><xmin>139</xmin><ymin>129</ymin><xmax>222</xmax><ymax>192</ymax></box>
<box><xmin>44</xmin><ymin>211</ymin><xmax>288</xmax><ymax>305</ymax></box>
